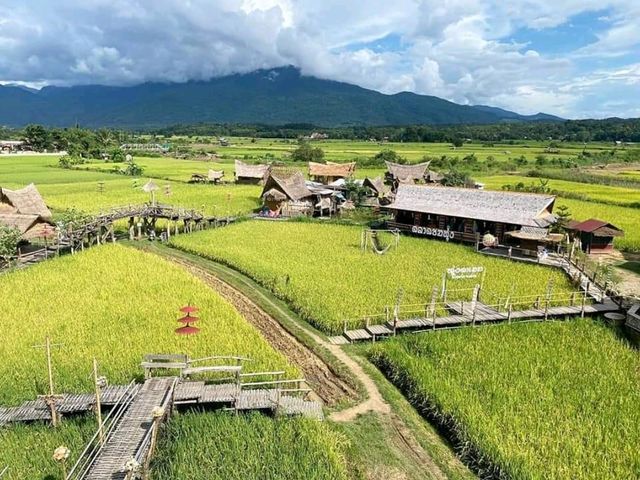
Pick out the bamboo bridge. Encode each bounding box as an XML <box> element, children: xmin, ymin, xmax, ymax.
<box><xmin>11</xmin><ymin>203</ymin><xmax>235</xmax><ymax>268</ymax></box>
<box><xmin>0</xmin><ymin>355</ymin><xmax>321</xmax><ymax>480</ymax></box>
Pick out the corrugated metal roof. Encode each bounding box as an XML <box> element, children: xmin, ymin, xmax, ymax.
<box><xmin>386</xmin><ymin>184</ymin><xmax>556</xmax><ymax>227</ymax></box>
<box><xmin>571</xmin><ymin>218</ymin><xmax>624</xmax><ymax>236</ymax></box>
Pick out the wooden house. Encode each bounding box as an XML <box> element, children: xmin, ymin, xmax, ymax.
<box><xmin>0</xmin><ymin>184</ymin><xmax>55</xmax><ymax>240</ymax></box>
<box><xmin>235</xmin><ymin>160</ymin><xmax>271</xmax><ymax>185</ymax></box>
<box><xmin>385</xmin><ymin>184</ymin><xmax>557</xmax><ymax>250</ymax></box>
<box><xmin>308</xmin><ymin>161</ymin><xmax>356</xmax><ymax>183</ymax></box>
<box><xmin>566</xmin><ymin>219</ymin><xmax>624</xmax><ymax>254</ymax></box>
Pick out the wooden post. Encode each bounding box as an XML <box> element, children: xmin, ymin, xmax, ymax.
<box><xmin>93</xmin><ymin>358</ymin><xmax>104</xmax><ymax>446</ymax></box>
<box><xmin>581</xmin><ymin>291</ymin><xmax>587</xmax><ymax>318</ymax></box>
<box><xmin>570</xmin><ymin>291</ymin><xmax>576</xmax><ymax>306</ymax></box>
<box><xmin>507</xmin><ymin>303</ymin><xmax>512</xmax><ymax>324</ymax></box>
<box><xmin>33</xmin><ymin>337</ymin><xmax>63</xmax><ymax>426</ymax></box>
<box><xmin>544</xmin><ymin>298</ymin><xmax>549</xmax><ymax>321</ymax></box>
<box><xmin>144</xmin><ymin>407</ymin><xmax>165</xmax><ymax>479</ymax></box>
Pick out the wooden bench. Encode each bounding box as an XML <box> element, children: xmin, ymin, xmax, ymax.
<box><xmin>141</xmin><ymin>354</ymin><xmax>188</xmax><ymax>379</ymax></box>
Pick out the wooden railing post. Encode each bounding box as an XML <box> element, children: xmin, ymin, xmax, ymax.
<box><xmin>581</xmin><ymin>291</ymin><xmax>587</xmax><ymax>318</ymax></box>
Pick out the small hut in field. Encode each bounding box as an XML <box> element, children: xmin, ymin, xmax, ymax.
<box><xmin>566</xmin><ymin>219</ymin><xmax>624</xmax><ymax>254</ymax></box>
<box><xmin>0</xmin><ymin>184</ymin><xmax>55</xmax><ymax>240</ymax></box>
<box><xmin>308</xmin><ymin>161</ymin><xmax>356</xmax><ymax>183</ymax></box>
<box><xmin>261</xmin><ymin>172</ymin><xmax>315</xmax><ymax>217</ymax></box>
<box><xmin>235</xmin><ymin>160</ymin><xmax>271</xmax><ymax>185</ymax></box>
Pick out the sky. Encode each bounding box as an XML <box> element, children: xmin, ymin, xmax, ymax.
<box><xmin>0</xmin><ymin>0</ymin><xmax>638</xmax><ymax>119</ymax></box>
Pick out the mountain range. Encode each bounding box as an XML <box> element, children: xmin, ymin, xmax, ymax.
<box><xmin>0</xmin><ymin>67</ymin><xmax>562</xmax><ymax>128</ymax></box>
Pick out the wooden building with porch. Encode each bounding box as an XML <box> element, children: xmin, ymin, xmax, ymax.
<box><xmin>308</xmin><ymin>161</ymin><xmax>356</xmax><ymax>183</ymax></box>
<box><xmin>385</xmin><ymin>184</ymin><xmax>557</xmax><ymax>249</ymax></box>
<box><xmin>566</xmin><ymin>219</ymin><xmax>624</xmax><ymax>254</ymax></box>
<box><xmin>235</xmin><ymin>160</ymin><xmax>271</xmax><ymax>185</ymax></box>
<box><xmin>384</xmin><ymin>161</ymin><xmax>442</xmax><ymax>185</ymax></box>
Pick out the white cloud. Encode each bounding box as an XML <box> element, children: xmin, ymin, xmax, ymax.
<box><xmin>0</xmin><ymin>0</ymin><xmax>638</xmax><ymax>118</ymax></box>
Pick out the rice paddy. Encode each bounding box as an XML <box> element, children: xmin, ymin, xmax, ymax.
<box><xmin>0</xmin><ymin>244</ymin><xmax>351</xmax><ymax>479</ymax></box>
<box><xmin>368</xmin><ymin>319</ymin><xmax>640</xmax><ymax>479</ymax></box>
<box><xmin>170</xmin><ymin>221</ymin><xmax>576</xmax><ymax>333</ymax></box>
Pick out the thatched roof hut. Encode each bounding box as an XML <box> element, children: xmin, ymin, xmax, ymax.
<box><xmin>208</xmin><ymin>170</ymin><xmax>224</xmax><ymax>182</ymax></box>
<box><xmin>262</xmin><ymin>172</ymin><xmax>313</xmax><ymax>202</ymax></box>
<box><xmin>0</xmin><ymin>184</ymin><xmax>55</xmax><ymax>240</ymax></box>
<box><xmin>260</xmin><ymin>172</ymin><xmax>315</xmax><ymax>217</ymax></box>
<box><xmin>363</xmin><ymin>177</ymin><xmax>390</xmax><ymax>197</ymax></box>
<box><xmin>385</xmin><ymin>161</ymin><xmax>431</xmax><ymax>184</ymax></box>
<box><xmin>235</xmin><ymin>160</ymin><xmax>271</xmax><ymax>184</ymax></box>
<box><xmin>308</xmin><ymin>161</ymin><xmax>356</xmax><ymax>182</ymax></box>
<box><xmin>0</xmin><ymin>183</ymin><xmax>52</xmax><ymax>220</ymax></box>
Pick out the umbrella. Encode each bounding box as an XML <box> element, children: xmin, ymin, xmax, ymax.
<box><xmin>180</xmin><ymin>305</ymin><xmax>199</xmax><ymax>314</ymax></box>
<box><xmin>177</xmin><ymin>315</ymin><xmax>199</xmax><ymax>324</ymax></box>
<box><xmin>175</xmin><ymin>325</ymin><xmax>200</xmax><ymax>335</ymax></box>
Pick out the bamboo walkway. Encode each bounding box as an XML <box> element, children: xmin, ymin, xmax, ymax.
<box><xmin>81</xmin><ymin>377</ymin><xmax>175</xmax><ymax>480</ymax></box>
<box><xmin>329</xmin><ymin>299</ymin><xmax>621</xmax><ymax>344</ymax></box>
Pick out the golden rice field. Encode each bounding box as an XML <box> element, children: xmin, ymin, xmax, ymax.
<box><xmin>368</xmin><ymin>319</ymin><xmax>640</xmax><ymax>479</ymax></box>
<box><xmin>170</xmin><ymin>221</ymin><xmax>575</xmax><ymax>333</ymax></box>
<box><xmin>0</xmin><ymin>245</ymin><xmax>351</xmax><ymax>479</ymax></box>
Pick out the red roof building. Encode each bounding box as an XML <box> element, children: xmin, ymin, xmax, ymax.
<box><xmin>567</xmin><ymin>218</ymin><xmax>624</xmax><ymax>254</ymax></box>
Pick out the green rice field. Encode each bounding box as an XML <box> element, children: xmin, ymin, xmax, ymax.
<box><xmin>0</xmin><ymin>244</ymin><xmax>350</xmax><ymax>479</ymax></box>
<box><xmin>368</xmin><ymin>319</ymin><xmax>640</xmax><ymax>479</ymax></box>
<box><xmin>170</xmin><ymin>221</ymin><xmax>575</xmax><ymax>333</ymax></box>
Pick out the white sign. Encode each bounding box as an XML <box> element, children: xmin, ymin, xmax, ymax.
<box><xmin>411</xmin><ymin>225</ymin><xmax>455</xmax><ymax>241</ymax></box>
<box><xmin>446</xmin><ymin>266</ymin><xmax>484</xmax><ymax>279</ymax></box>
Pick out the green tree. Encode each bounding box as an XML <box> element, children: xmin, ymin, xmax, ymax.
<box><xmin>441</xmin><ymin>169</ymin><xmax>472</xmax><ymax>187</ymax></box>
<box><xmin>551</xmin><ymin>204</ymin><xmax>572</xmax><ymax>233</ymax></box>
<box><xmin>23</xmin><ymin>124</ymin><xmax>50</xmax><ymax>151</ymax></box>
<box><xmin>0</xmin><ymin>225</ymin><xmax>21</xmax><ymax>264</ymax></box>
<box><xmin>291</xmin><ymin>141</ymin><xmax>324</xmax><ymax>162</ymax></box>
<box><xmin>372</xmin><ymin>149</ymin><xmax>406</xmax><ymax>165</ymax></box>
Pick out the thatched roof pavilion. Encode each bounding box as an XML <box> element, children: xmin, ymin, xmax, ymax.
<box><xmin>387</xmin><ymin>184</ymin><xmax>556</xmax><ymax>228</ymax></box>
<box><xmin>235</xmin><ymin>160</ymin><xmax>271</xmax><ymax>184</ymax></box>
<box><xmin>262</xmin><ymin>172</ymin><xmax>313</xmax><ymax>202</ymax></box>
<box><xmin>385</xmin><ymin>161</ymin><xmax>431</xmax><ymax>184</ymax></box>
<box><xmin>385</xmin><ymin>184</ymin><xmax>557</xmax><ymax>248</ymax></box>
<box><xmin>308</xmin><ymin>161</ymin><xmax>356</xmax><ymax>182</ymax></box>
<box><xmin>0</xmin><ymin>183</ymin><xmax>52</xmax><ymax>220</ymax></box>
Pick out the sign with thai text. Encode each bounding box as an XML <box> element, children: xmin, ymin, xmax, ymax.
<box><xmin>411</xmin><ymin>225</ymin><xmax>455</xmax><ymax>241</ymax></box>
<box><xmin>446</xmin><ymin>266</ymin><xmax>484</xmax><ymax>279</ymax></box>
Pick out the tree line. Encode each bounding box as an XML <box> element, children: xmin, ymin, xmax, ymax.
<box><xmin>2</xmin><ymin>118</ymin><xmax>639</xmax><ymax>147</ymax></box>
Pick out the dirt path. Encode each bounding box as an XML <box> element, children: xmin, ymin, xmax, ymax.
<box><xmin>171</xmin><ymin>257</ymin><xmax>356</xmax><ymax>406</ymax></box>
<box><xmin>158</xmin><ymin>248</ymin><xmax>448</xmax><ymax>480</ymax></box>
